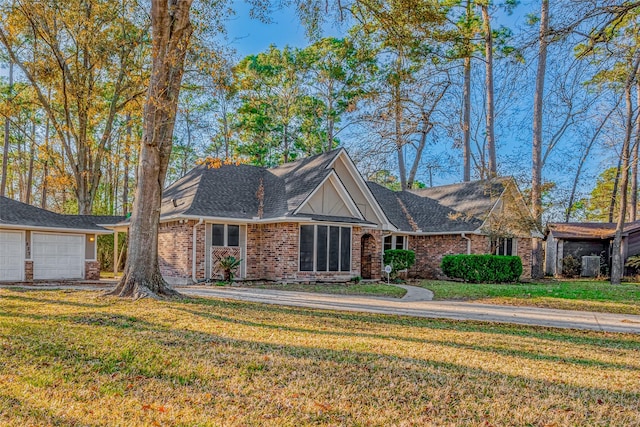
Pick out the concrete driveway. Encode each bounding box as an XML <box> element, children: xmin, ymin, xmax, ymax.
<box><xmin>3</xmin><ymin>283</ymin><xmax>640</xmax><ymax>334</ymax></box>
<box><xmin>178</xmin><ymin>285</ymin><xmax>640</xmax><ymax>334</ymax></box>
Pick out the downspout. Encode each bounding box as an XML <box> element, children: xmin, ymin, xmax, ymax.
<box><xmin>461</xmin><ymin>233</ymin><xmax>471</xmax><ymax>255</ymax></box>
<box><xmin>192</xmin><ymin>218</ymin><xmax>204</xmax><ymax>283</ymax></box>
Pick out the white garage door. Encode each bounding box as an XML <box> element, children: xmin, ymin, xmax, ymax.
<box><xmin>33</xmin><ymin>233</ymin><xmax>84</xmax><ymax>280</ymax></box>
<box><xmin>0</xmin><ymin>231</ymin><xmax>24</xmax><ymax>281</ymax></box>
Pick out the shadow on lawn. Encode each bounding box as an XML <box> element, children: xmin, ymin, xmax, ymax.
<box><xmin>0</xmin><ymin>392</ymin><xmax>103</xmax><ymax>427</ymax></box>
<box><xmin>175</xmin><ymin>306</ymin><xmax>640</xmax><ymax>372</ymax></box>
<box><xmin>3</xmin><ymin>296</ymin><xmax>640</xmax><ymax>424</ymax></box>
<box><xmin>177</xmin><ymin>296</ymin><xmax>640</xmax><ymax>350</ymax></box>
<box><xmin>4</xmin><ymin>308</ymin><xmax>640</xmax><ymax>416</ymax></box>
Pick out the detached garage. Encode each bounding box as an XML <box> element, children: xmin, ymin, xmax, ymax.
<box><xmin>0</xmin><ymin>196</ymin><xmax>114</xmax><ymax>282</ymax></box>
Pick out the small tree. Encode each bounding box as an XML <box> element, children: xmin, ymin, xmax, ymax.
<box><xmin>219</xmin><ymin>256</ymin><xmax>242</xmax><ymax>282</ymax></box>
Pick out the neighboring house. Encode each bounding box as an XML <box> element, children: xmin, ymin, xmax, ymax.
<box><xmin>150</xmin><ymin>148</ymin><xmax>539</xmax><ymax>284</ymax></box>
<box><xmin>544</xmin><ymin>221</ymin><xmax>640</xmax><ymax>276</ymax></box>
<box><xmin>0</xmin><ymin>196</ymin><xmax>118</xmax><ymax>281</ymax></box>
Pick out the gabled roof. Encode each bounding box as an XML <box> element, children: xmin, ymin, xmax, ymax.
<box><xmin>547</xmin><ymin>221</ymin><xmax>640</xmax><ymax>239</ymax></box>
<box><xmin>367</xmin><ymin>182</ymin><xmax>483</xmax><ymax>233</ymax></box>
<box><xmin>409</xmin><ymin>177</ymin><xmax>508</xmax><ymax>222</ymax></box>
<box><xmin>0</xmin><ymin>197</ymin><xmax>111</xmax><ymax>232</ymax></box>
<box><xmin>160</xmin><ymin>149</ymin><xmax>370</xmax><ymax>223</ymax></box>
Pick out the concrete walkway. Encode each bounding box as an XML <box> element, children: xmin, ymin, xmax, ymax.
<box><xmin>2</xmin><ymin>283</ymin><xmax>639</xmax><ymax>334</ymax></box>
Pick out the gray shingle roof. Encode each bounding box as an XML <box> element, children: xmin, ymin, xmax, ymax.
<box><xmin>367</xmin><ymin>182</ymin><xmax>483</xmax><ymax>233</ymax></box>
<box><xmin>409</xmin><ymin>178</ymin><xmax>507</xmax><ymax>221</ymax></box>
<box><xmin>0</xmin><ymin>197</ymin><xmax>110</xmax><ymax>231</ymax></box>
<box><xmin>161</xmin><ymin>149</ymin><xmax>343</xmax><ymax>221</ymax></box>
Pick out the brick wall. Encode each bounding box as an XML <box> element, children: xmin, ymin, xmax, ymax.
<box><xmin>245</xmin><ymin>222</ymin><xmax>371</xmax><ymax>282</ymax></box>
<box><xmin>84</xmin><ymin>261</ymin><xmax>100</xmax><ymax>280</ymax></box>
<box><xmin>158</xmin><ymin>221</ymin><xmax>193</xmax><ymax>280</ymax></box>
<box><xmin>407</xmin><ymin>233</ymin><xmax>533</xmax><ymax>279</ymax></box>
<box><xmin>408</xmin><ymin>235</ymin><xmax>468</xmax><ymax>279</ymax></box>
<box><xmin>517</xmin><ymin>237</ymin><xmax>533</xmax><ymax>279</ymax></box>
<box><xmin>246</xmin><ymin>223</ymin><xmax>299</xmax><ymax>281</ymax></box>
<box><xmin>157</xmin><ymin>220</ymin><xmax>208</xmax><ymax>283</ymax></box>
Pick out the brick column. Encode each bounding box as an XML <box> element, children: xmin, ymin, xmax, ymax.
<box><xmin>24</xmin><ymin>261</ymin><xmax>33</xmax><ymax>280</ymax></box>
<box><xmin>85</xmin><ymin>261</ymin><xmax>100</xmax><ymax>280</ymax></box>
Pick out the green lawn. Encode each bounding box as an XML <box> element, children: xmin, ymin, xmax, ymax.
<box><xmin>418</xmin><ymin>279</ymin><xmax>640</xmax><ymax>314</ymax></box>
<box><xmin>237</xmin><ymin>282</ymin><xmax>407</xmax><ymax>298</ymax></box>
<box><xmin>1</xmin><ymin>289</ymin><xmax>639</xmax><ymax>426</ymax></box>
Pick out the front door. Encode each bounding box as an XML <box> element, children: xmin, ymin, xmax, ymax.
<box><xmin>361</xmin><ymin>234</ymin><xmax>375</xmax><ymax>279</ymax></box>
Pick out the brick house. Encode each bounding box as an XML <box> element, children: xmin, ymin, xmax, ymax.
<box><xmin>151</xmin><ymin>148</ymin><xmax>539</xmax><ymax>284</ymax></box>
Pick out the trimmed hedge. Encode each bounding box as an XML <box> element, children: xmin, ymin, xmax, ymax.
<box><xmin>383</xmin><ymin>249</ymin><xmax>416</xmax><ymax>273</ymax></box>
<box><xmin>440</xmin><ymin>254</ymin><xmax>523</xmax><ymax>283</ymax></box>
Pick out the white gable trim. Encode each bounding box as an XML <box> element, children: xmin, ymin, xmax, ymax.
<box><xmin>327</xmin><ymin>148</ymin><xmax>392</xmax><ymax>228</ymax></box>
<box><xmin>293</xmin><ymin>170</ymin><xmax>364</xmax><ymax>220</ymax></box>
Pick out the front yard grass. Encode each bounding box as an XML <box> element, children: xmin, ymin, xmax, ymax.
<box><xmin>418</xmin><ymin>279</ymin><xmax>640</xmax><ymax>314</ymax></box>
<box><xmin>1</xmin><ymin>289</ymin><xmax>639</xmax><ymax>426</ymax></box>
<box><xmin>237</xmin><ymin>282</ymin><xmax>407</xmax><ymax>298</ymax></box>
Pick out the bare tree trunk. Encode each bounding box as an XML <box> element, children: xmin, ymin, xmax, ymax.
<box><xmin>463</xmin><ymin>0</ymin><xmax>472</xmax><ymax>182</ymax></box>
<box><xmin>631</xmin><ymin>81</ymin><xmax>640</xmax><ymax>221</ymax></box>
<box><xmin>481</xmin><ymin>4</ymin><xmax>496</xmax><ymax>176</ymax></box>
<box><xmin>41</xmin><ymin>114</ymin><xmax>50</xmax><ymax>210</ymax></box>
<box><xmin>611</xmin><ymin>56</ymin><xmax>640</xmax><ymax>285</ymax></box>
<box><xmin>530</xmin><ymin>0</ymin><xmax>549</xmax><ymax>279</ymax></box>
<box><xmin>609</xmin><ymin>157</ymin><xmax>622</xmax><ymax>223</ymax></box>
<box><xmin>123</xmin><ymin>114</ymin><xmax>131</xmax><ymax>216</ymax></box>
<box><xmin>109</xmin><ymin>0</ymin><xmax>193</xmax><ymax>299</ymax></box>
<box><xmin>25</xmin><ymin>120</ymin><xmax>36</xmax><ymax>204</ymax></box>
<box><xmin>1</xmin><ymin>61</ymin><xmax>13</xmax><ymax>197</ymax></box>
<box><xmin>463</xmin><ymin>55</ymin><xmax>471</xmax><ymax>181</ymax></box>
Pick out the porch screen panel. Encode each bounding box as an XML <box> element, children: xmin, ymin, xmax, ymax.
<box><xmin>300</xmin><ymin>225</ymin><xmax>315</xmax><ymax>271</ymax></box>
<box><xmin>227</xmin><ymin>225</ymin><xmax>240</xmax><ymax>247</ymax></box>
<box><xmin>329</xmin><ymin>226</ymin><xmax>340</xmax><ymax>271</ymax></box>
<box><xmin>316</xmin><ymin>226</ymin><xmax>328</xmax><ymax>271</ymax></box>
<box><xmin>212</xmin><ymin>224</ymin><xmax>224</xmax><ymax>246</ymax></box>
<box><xmin>340</xmin><ymin>227</ymin><xmax>351</xmax><ymax>271</ymax></box>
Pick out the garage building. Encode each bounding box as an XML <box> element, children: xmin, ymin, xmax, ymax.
<box><xmin>0</xmin><ymin>196</ymin><xmax>115</xmax><ymax>281</ymax></box>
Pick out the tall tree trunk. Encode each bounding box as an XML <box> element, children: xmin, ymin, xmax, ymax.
<box><xmin>631</xmin><ymin>81</ymin><xmax>640</xmax><ymax>221</ymax></box>
<box><xmin>463</xmin><ymin>0</ymin><xmax>472</xmax><ymax>182</ymax></box>
<box><xmin>25</xmin><ymin>119</ymin><xmax>36</xmax><ymax>205</ymax></box>
<box><xmin>611</xmin><ymin>56</ymin><xmax>640</xmax><ymax>285</ymax></box>
<box><xmin>530</xmin><ymin>0</ymin><xmax>549</xmax><ymax>279</ymax></box>
<box><xmin>608</xmin><ymin>157</ymin><xmax>622</xmax><ymax>223</ymax></box>
<box><xmin>481</xmin><ymin>4</ymin><xmax>496</xmax><ymax>176</ymax></box>
<box><xmin>463</xmin><ymin>55</ymin><xmax>471</xmax><ymax>182</ymax></box>
<box><xmin>109</xmin><ymin>0</ymin><xmax>193</xmax><ymax>299</ymax></box>
<box><xmin>123</xmin><ymin>114</ymin><xmax>132</xmax><ymax>216</ymax></box>
<box><xmin>393</xmin><ymin>54</ymin><xmax>407</xmax><ymax>190</ymax></box>
<box><xmin>1</xmin><ymin>61</ymin><xmax>13</xmax><ymax>198</ymax></box>
<box><xmin>41</xmin><ymin>114</ymin><xmax>50</xmax><ymax>210</ymax></box>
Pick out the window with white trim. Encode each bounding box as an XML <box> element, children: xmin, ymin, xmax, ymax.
<box><xmin>491</xmin><ymin>237</ymin><xmax>516</xmax><ymax>256</ymax></box>
<box><xmin>300</xmin><ymin>225</ymin><xmax>351</xmax><ymax>272</ymax></box>
<box><xmin>212</xmin><ymin>224</ymin><xmax>240</xmax><ymax>247</ymax></box>
<box><xmin>383</xmin><ymin>235</ymin><xmax>407</xmax><ymax>251</ymax></box>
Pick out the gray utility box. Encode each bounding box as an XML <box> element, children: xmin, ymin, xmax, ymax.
<box><xmin>581</xmin><ymin>256</ymin><xmax>601</xmax><ymax>277</ymax></box>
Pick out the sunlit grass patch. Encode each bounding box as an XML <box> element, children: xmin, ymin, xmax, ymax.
<box><xmin>0</xmin><ymin>288</ymin><xmax>639</xmax><ymax>426</ymax></box>
<box><xmin>419</xmin><ymin>279</ymin><xmax>640</xmax><ymax>314</ymax></box>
